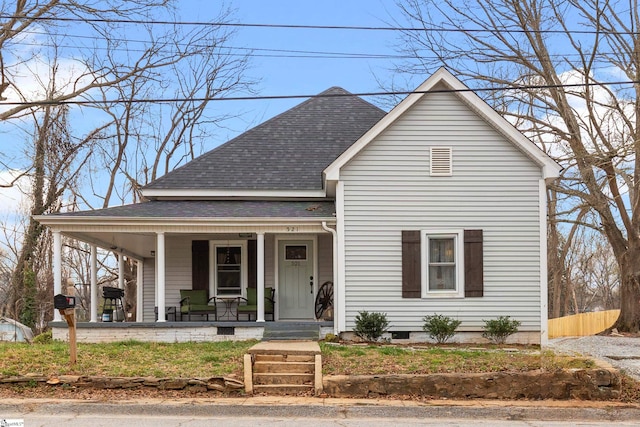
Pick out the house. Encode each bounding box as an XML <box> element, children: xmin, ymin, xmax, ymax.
<box><xmin>37</xmin><ymin>68</ymin><xmax>560</xmax><ymax>344</ymax></box>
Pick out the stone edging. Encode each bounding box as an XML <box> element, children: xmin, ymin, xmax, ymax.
<box><xmin>0</xmin><ymin>374</ymin><xmax>243</xmax><ymax>393</ymax></box>
<box><xmin>323</xmin><ymin>369</ymin><xmax>621</xmax><ymax>400</ymax></box>
<box><xmin>0</xmin><ymin>368</ymin><xmax>621</xmax><ymax>400</ymax></box>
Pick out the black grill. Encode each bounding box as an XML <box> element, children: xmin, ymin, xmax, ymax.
<box><xmin>102</xmin><ymin>286</ymin><xmax>124</xmax><ymax>299</ymax></box>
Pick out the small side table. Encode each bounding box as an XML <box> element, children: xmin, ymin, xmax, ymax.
<box><xmin>216</xmin><ymin>298</ymin><xmax>237</xmax><ymax>321</ymax></box>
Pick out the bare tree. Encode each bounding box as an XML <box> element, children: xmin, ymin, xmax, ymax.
<box><xmin>5</xmin><ymin>67</ymin><xmax>96</xmax><ymax>328</ymax></box>
<box><xmin>395</xmin><ymin>0</ymin><xmax>640</xmax><ymax>332</ymax></box>
<box><xmin>0</xmin><ymin>1</ymin><xmax>253</xmax><ymax>326</ymax></box>
<box><xmin>569</xmin><ymin>230</ymin><xmax>620</xmax><ymax>313</ymax></box>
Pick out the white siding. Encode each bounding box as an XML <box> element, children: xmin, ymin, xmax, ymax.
<box><xmin>164</xmin><ymin>235</ymin><xmax>193</xmax><ymax>307</ymax></box>
<box><xmin>142</xmin><ymin>257</ymin><xmax>155</xmax><ymax>322</ymax></box>
<box><xmin>318</xmin><ymin>233</ymin><xmax>334</xmax><ymax>286</ymax></box>
<box><xmin>341</xmin><ymin>91</ymin><xmax>543</xmax><ymax>333</ymax></box>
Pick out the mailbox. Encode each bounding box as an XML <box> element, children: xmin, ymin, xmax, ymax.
<box><xmin>54</xmin><ymin>294</ymin><xmax>76</xmax><ymax>309</ymax></box>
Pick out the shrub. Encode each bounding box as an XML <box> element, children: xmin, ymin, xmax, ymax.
<box><xmin>323</xmin><ymin>333</ymin><xmax>339</xmax><ymax>343</ymax></box>
<box><xmin>353</xmin><ymin>311</ymin><xmax>390</xmax><ymax>342</ymax></box>
<box><xmin>32</xmin><ymin>330</ymin><xmax>53</xmax><ymax>344</ymax></box>
<box><xmin>422</xmin><ymin>314</ymin><xmax>462</xmax><ymax>344</ymax></box>
<box><xmin>482</xmin><ymin>316</ymin><xmax>521</xmax><ymax>344</ymax></box>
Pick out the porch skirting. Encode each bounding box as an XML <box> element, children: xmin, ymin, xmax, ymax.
<box><xmin>50</xmin><ymin>321</ymin><xmax>334</xmax><ymax>344</ymax></box>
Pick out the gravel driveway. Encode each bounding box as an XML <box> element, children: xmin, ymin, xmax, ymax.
<box><xmin>548</xmin><ymin>336</ymin><xmax>640</xmax><ymax>380</ymax></box>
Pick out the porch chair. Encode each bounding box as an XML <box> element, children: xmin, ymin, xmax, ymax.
<box><xmin>236</xmin><ymin>287</ymin><xmax>275</xmax><ymax>321</ymax></box>
<box><xmin>179</xmin><ymin>289</ymin><xmax>217</xmax><ymax>321</ymax></box>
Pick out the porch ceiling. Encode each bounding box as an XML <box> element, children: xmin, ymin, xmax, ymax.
<box><xmin>64</xmin><ymin>230</ymin><xmax>157</xmax><ymax>260</ymax></box>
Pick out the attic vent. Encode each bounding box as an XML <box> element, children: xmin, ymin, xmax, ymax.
<box><xmin>430</xmin><ymin>147</ymin><xmax>452</xmax><ymax>176</ymax></box>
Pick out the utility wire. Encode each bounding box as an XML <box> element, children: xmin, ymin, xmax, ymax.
<box><xmin>14</xmin><ymin>30</ymin><xmax>631</xmax><ymax>61</ymax></box>
<box><xmin>12</xmin><ymin>28</ymin><xmax>633</xmax><ymax>63</ymax></box>
<box><xmin>1</xmin><ymin>14</ymin><xmax>638</xmax><ymax>35</ymax></box>
<box><xmin>3</xmin><ymin>80</ymin><xmax>637</xmax><ymax>107</ymax></box>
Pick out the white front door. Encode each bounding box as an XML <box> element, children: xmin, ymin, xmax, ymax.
<box><xmin>278</xmin><ymin>239</ymin><xmax>314</xmax><ymax>320</ymax></box>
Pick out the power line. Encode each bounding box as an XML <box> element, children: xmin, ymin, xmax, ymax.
<box><xmin>11</xmin><ymin>38</ymin><xmax>414</xmax><ymax>60</ymax></box>
<box><xmin>15</xmin><ymin>29</ymin><xmax>634</xmax><ymax>62</ymax></box>
<box><xmin>3</xmin><ymin>79</ymin><xmax>638</xmax><ymax>107</ymax></box>
<box><xmin>2</xmin><ymin>14</ymin><xmax>639</xmax><ymax>36</ymax></box>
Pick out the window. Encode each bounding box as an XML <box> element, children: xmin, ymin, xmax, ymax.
<box><xmin>421</xmin><ymin>230</ymin><xmax>464</xmax><ymax>298</ymax></box>
<box><xmin>402</xmin><ymin>229</ymin><xmax>484</xmax><ymax>299</ymax></box>
<box><xmin>212</xmin><ymin>242</ymin><xmax>246</xmax><ymax>296</ymax></box>
<box><xmin>428</xmin><ymin>237</ymin><xmax>456</xmax><ymax>291</ymax></box>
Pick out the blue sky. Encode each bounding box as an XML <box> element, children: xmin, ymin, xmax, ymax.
<box><xmin>0</xmin><ymin>1</ymin><xmax>419</xmax><ymax>215</ymax></box>
<box><xmin>182</xmin><ymin>0</ymin><xmax>411</xmax><ymax>144</ymax></box>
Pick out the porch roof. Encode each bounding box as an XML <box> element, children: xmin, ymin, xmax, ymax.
<box><xmin>35</xmin><ymin>200</ymin><xmax>337</xmax><ymax>260</ymax></box>
<box><xmin>44</xmin><ymin>200</ymin><xmax>336</xmax><ymax>219</ymax></box>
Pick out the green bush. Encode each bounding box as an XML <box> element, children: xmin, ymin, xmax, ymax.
<box><xmin>422</xmin><ymin>314</ymin><xmax>461</xmax><ymax>344</ymax></box>
<box><xmin>482</xmin><ymin>316</ymin><xmax>521</xmax><ymax>344</ymax></box>
<box><xmin>32</xmin><ymin>330</ymin><xmax>53</xmax><ymax>344</ymax></box>
<box><xmin>353</xmin><ymin>311</ymin><xmax>390</xmax><ymax>342</ymax></box>
<box><xmin>323</xmin><ymin>333</ymin><xmax>339</xmax><ymax>343</ymax></box>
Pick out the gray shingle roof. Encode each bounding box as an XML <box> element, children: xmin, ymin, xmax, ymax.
<box><xmin>144</xmin><ymin>87</ymin><xmax>386</xmax><ymax>191</ymax></box>
<box><xmin>58</xmin><ymin>200</ymin><xmax>336</xmax><ymax>219</ymax></box>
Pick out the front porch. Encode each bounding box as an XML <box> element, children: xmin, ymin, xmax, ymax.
<box><xmin>37</xmin><ymin>200</ymin><xmax>340</xmax><ymax>339</ymax></box>
<box><xmin>51</xmin><ymin>320</ymin><xmax>335</xmax><ymax>343</ymax></box>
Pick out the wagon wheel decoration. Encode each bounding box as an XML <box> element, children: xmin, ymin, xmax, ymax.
<box><xmin>315</xmin><ymin>281</ymin><xmax>334</xmax><ymax>320</ymax></box>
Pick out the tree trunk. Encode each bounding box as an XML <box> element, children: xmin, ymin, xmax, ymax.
<box><xmin>612</xmin><ymin>245</ymin><xmax>640</xmax><ymax>333</ymax></box>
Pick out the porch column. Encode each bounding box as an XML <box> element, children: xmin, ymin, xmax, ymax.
<box><xmin>53</xmin><ymin>230</ymin><xmax>62</xmax><ymax>322</ymax></box>
<box><xmin>156</xmin><ymin>232</ymin><xmax>166</xmax><ymax>322</ymax></box>
<box><xmin>256</xmin><ymin>232</ymin><xmax>265</xmax><ymax>322</ymax></box>
<box><xmin>118</xmin><ymin>254</ymin><xmax>125</xmax><ymax>289</ymax></box>
<box><xmin>90</xmin><ymin>245</ymin><xmax>98</xmax><ymax>322</ymax></box>
<box><xmin>136</xmin><ymin>260</ymin><xmax>143</xmax><ymax>322</ymax></box>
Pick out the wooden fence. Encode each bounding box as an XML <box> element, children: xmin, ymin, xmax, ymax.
<box><xmin>548</xmin><ymin>309</ymin><xmax>620</xmax><ymax>338</ymax></box>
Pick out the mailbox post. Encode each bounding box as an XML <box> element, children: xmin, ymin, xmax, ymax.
<box><xmin>54</xmin><ymin>294</ymin><xmax>77</xmax><ymax>364</ymax></box>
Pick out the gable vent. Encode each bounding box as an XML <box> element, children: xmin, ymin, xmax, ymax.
<box><xmin>430</xmin><ymin>147</ymin><xmax>452</xmax><ymax>176</ymax></box>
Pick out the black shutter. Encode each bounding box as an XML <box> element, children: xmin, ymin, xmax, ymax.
<box><xmin>248</xmin><ymin>239</ymin><xmax>257</xmax><ymax>289</ymax></box>
<box><xmin>402</xmin><ymin>230</ymin><xmax>421</xmax><ymax>298</ymax></box>
<box><xmin>464</xmin><ymin>230</ymin><xmax>483</xmax><ymax>297</ymax></box>
<box><xmin>192</xmin><ymin>240</ymin><xmax>209</xmax><ymax>291</ymax></box>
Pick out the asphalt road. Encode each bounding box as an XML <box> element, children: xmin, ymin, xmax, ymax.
<box><xmin>3</xmin><ymin>413</ymin><xmax>640</xmax><ymax>426</ymax></box>
<box><xmin>2</xmin><ymin>398</ymin><xmax>640</xmax><ymax>426</ymax></box>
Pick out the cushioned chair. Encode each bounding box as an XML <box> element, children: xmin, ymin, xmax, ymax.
<box><xmin>179</xmin><ymin>289</ymin><xmax>217</xmax><ymax>321</ymax></box>
<box><xmin>237</xmin><ymin>287</ymin><xmax>275</xmax><ymax>321</ymax></box>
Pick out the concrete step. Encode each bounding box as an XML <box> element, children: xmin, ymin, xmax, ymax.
<box><xmin>253</xmin><ymin>372</ymin><xmax>314</xmax><ymax>385</ymax></box>
<box><xmin>244</xmin><ymin>341</ymin><xmax>322</xmax><ymax>396</ymax></box>
<box><xmin>254</xmin><ymin>354</ymin><xmax>314</xmax><ymax>363</ymax></box>
<box><xmin>252</xmin><ymin>384</ymin><xmax>314</xmax><ymax>395</ymax></box>
<box><xmin>253</xmin><ymin>361</ymin><xmax>314</xmax><ymax>374</ymax></box>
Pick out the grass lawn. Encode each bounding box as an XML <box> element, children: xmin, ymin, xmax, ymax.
<box><xmin>320</xmin><ymin>343</ymin><xmax>595</xmax><ymax>375</ymax></box>
<box><xmin>4</xmin><ymin>339</ymin><xmax>640</xmax><ymax>401</ymax></box>
<box><xmin>0</xmin><ymin>339</ymin><xmax>594</xmax><ymax>378</ymax></box>
<box><xmin>0</xmin><ymin>340</ymin><xmax>256</xmax><ymax>378</ymax></box>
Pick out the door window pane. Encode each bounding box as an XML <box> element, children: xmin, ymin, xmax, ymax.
<box><xmin>285</xmin><ymin>245</ymin><xmax>307</xmax><ymax>261</ymax></box>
